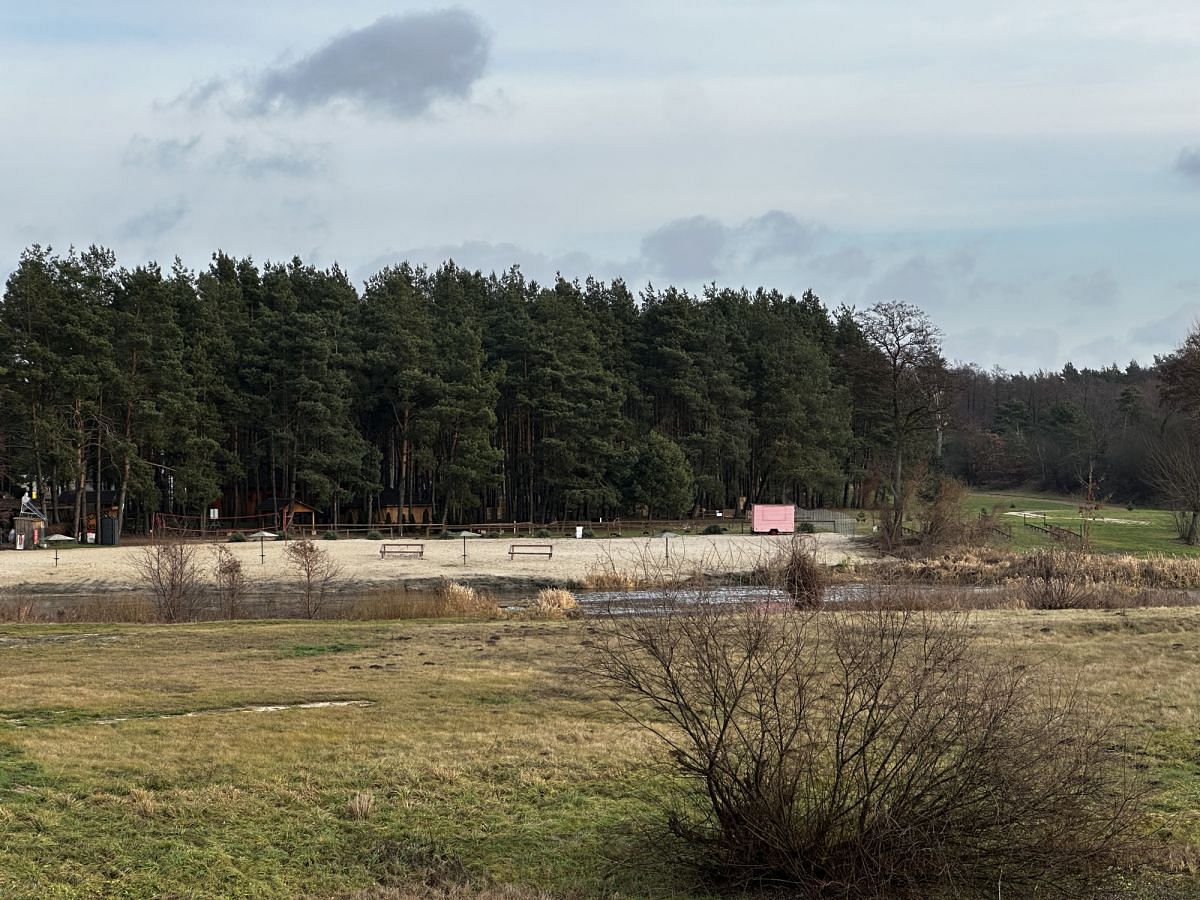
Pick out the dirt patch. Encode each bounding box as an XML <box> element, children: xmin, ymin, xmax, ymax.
<box><xmin>93</xmin><ymin>699</ymin><xmax>375</xmax><ymax>726</ymax></box>
<box><xmin>0</xmin><ymin>533</ymin><xmax>871</xmax><ymax>597</ymax></box>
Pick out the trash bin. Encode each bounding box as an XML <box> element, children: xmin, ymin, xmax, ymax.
<box><xmin>100</xmin><ymin>515</ymin><xmax>119</xmax><ymax>546</ymax></box>
<box><xmin>575</xmin><ymin>526</ymin><xmax>584</xmax><ymax>539</ymax></box>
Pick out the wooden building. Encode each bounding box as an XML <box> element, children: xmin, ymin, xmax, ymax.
<box><xmin>256</xmin><ymin>498</ymin><xmax>320</xmax><ymax>532</ymax></box>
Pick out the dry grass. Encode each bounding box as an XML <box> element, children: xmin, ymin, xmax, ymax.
<box><xmin>124</xmin><ymin>788</ymin><xmax>159</xmax><ymax>819</ymax></box>
<box><xmin>346</xmin><ymin>790</ymin><xmax>375</xmax><ymax>820</ymax></box>
<box><xmin>0</xmin><ymin>593</ymin><xmax>155</xmax><ymax>623</ymax></box>
<box><xmin>577</xmin><ymin>567</ymin><xmax>637</xmax><ymax>591</ymax></box>
<box><xmin>532</xmin><ymin>588</ymin><xmax>578</xmax><ymax>619</ymax></box>
<box><xmin>437</xmin><ymin>582</ymin><xmax>503</xmax><ymax>619</ymax></box>
<box><xmin>0</xmin><ymin>612</ymin><xmax>1198</xmax><ymax>897</ymax></box>
<box><xmin>342</xmin><ymin>585</ymin><xmax>504</xmax><ymax>620</ymax></box>
<box><xmin>870</xmin><ymin>548</ymin><xmax>1200</xmax><ymax>590</ymax></box>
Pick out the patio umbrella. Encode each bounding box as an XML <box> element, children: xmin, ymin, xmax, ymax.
<box><xmin>660</xmin><ymin>531</ymin><xmax>680</xmax><ymax>561</ymax></box>
<box><xmin>46</xmin><ymin>533</ymin><xmax>74</xmax><ymax>567</ymax></box>
<box><xmin>248</xmin><ymin>530</ymin><xmax>278</xmax><ymax>565</ymax></box>
<box><xmin>454</xmin><ymin>530</ymin><xmax>482</xmax><ymax>565</ymax></box>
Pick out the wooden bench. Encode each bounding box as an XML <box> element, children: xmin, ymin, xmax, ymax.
<box><xmin>379</xmin><ymin>543</ymin><xmax>424</xmax><ymax>559</ymax></box>
<box><xmin>508</xmin><ymin>543</ymin><xmax>553</xmax><ymax>560</ymax></box>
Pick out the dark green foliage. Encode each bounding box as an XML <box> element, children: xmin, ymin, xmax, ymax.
<box><xmin>322</xmin><ymin>531</ymin><xmax>339</xmax><ymax>541</ymax></box>
<box><xmin>629</xmin><ymin>431</ymin><xmax>694</xmax><ymax>518</ymax></box>
<box><xmin>5</xmin><ymin>242</ymin><xmax>1168</xmax><ymax>531</ymax></box>
<box><xmin>366</xmin><ymin>530</ymin><xmax>383</xmax><ymax>541</ymax></box>
<box><xmin>798</xmin><ymin>521</ymin><xmax>816</xmax><ymax>534</ymax></box>
<box><xmin>227</xmin><ymin>532</ymin><xmax>247</xmax><ymax>543</ymax></box>
<box><xmin>703</xmin><ymin>524</ymin><xmax>727</xmax><ymax>535</ymax></box>
<box><xmin>534</xmin><ymin>528</ymin><xmax>552</xmax><ymax>538</ymax></box>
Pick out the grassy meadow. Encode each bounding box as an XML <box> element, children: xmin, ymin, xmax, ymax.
<box><xmin>1</xmin><ymin>611</ymin><xmax>1200</xmax><ymax>898</ymax></box>
<box><xmin>968</xmin><ymin>490</ymin><xmax>1200</xmax><ymax>556</ymax></box>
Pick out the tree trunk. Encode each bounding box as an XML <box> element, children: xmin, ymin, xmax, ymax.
<box><xmin>94</xmin><ymin>426</ymin><xmax>103</xmax><ymax>544</ymax></box>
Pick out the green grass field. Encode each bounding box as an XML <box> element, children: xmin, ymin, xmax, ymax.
<box><xmin>968</xmin><ymin>490</ymin><xmax>1200</xmax><ymax>556</ymax></box>
<box><xmin>1</xmin><ymin>613</ymin><xmax>1199</xmax><ymax>898</ymax></box>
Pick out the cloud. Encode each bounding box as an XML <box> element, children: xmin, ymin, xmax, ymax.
<box><xmin>214</xmin><ymin>137</ymin><xmax>327</xmax><ymax>178</ymax></box>
<box><xmin>238</xmin><ymin>10</ymin><xmax>490</xmax><ymax>118</ymax></box>
<box><xmin>739</xmin><ymin>210</ymin><xmax>822</xmax><ymax>264</ymax></box>
<box><xmin>123</xmin><ymin>134</ymin><xmax>202</xmax><ymax>171</ymax></box>
<box><xmin>862</xmin><ymin>255</ymin><xmax>948</xmax><ymax>308</ymax></box>
<box><xmin>1070</xmin><ymin>334</ymin><xmax>1125</xmax><ymax>366</ymax></box>
<box><xmin>949</xmin><ymin>326</ymin><xmax>1060</xmax><ymax>373</ymax></box>
<box><xmin>160</xmin><ymin>78</ymin><xmax>227</xmax><ymax>111</ymax></box>
<box><xmin>639</xmin><ymin>210</ymin><xmax>821</xmax><ymax>281</ymax></box>
<box><xmin>640</xmin><ymin>216</ymin><xmax>728</xmax><ymax>280</ymax></box>
<box><xmin>1129</xmin><ymin>304</ymin><xmax>1195</xmax><ymax>347</ymax></box>
<box><xmin>1063</xmin><ymin>269</ymin><xmax>1120</xmax><ymax>307</ymax></box>
<box><xmin>810</xmin><ymin>246</ymin><xmax>873</xmax><ymax>279</ymax></box>
<box><xmin>117</xmin><ymin>201</ymin><xmax>187</xmax><ymax>240</ymax></box>
<box><xmin>1175</xmin><ymin>147</ymin><xmax>1200</xmax><ymax>185</ymax></box>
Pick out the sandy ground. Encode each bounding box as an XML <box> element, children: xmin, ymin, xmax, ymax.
<box><xmin>0</xmin><ymin>532</ymin><xmax>870</xmax><ymax>594</ymax></box>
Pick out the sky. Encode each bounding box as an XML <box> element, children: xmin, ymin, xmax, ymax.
<box><xmin>2</xmin><ymin>1</ymin><xmax>1199</xmax><ymax>373</ymax></box>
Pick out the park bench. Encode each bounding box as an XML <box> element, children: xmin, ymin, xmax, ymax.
<box><xmin>508</xmin><ymin>543</ymin><xmax>553</xmax><ymax>560</ymax></box>
<box><xmin>379</xmin><ymin>543</ymin><xmax>424</xmax><ymax>559</ymax></box>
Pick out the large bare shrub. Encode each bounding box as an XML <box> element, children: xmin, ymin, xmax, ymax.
<box><xmin>758</xmin><ymin>540</ymin><xmax>825</xmax><ymax>609</ymax></box>
<box><xmin>131</xmin><ymin>540</ymin><xmax>204</xmax><ymax>622</ymax></box>
<box><xmin>284</xmin><ymin>539</ymin><xmax>342</xmax><ymax>618</ymax></box>
<box><xmin>210</xmin><ymin>545</ymin><xmax>247</xmax><ymax>619</ymax></box>
<box><xmin>1019</xmin><ymin>547</ymin><xmax>1096</xmax><ymax>609</ymax></box>
<box><xmin>589</xmin><ymin>601</ymin><xmax>1144</xmax><ymax>897</ymax></box>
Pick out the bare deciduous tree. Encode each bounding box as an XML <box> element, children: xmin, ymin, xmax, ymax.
<box><xmin>284</xmin><ymin>539</ymin><xmax>342</xmax><ymax>618</ymax></box>
<box><xmin>859</xmin><ymin>301</ymin><xmax>946</xmax><ymax>549</ymax></box>
<box><xmin>210</xmin><ymin>545</ymin><xmax>247</xmax><ymax>619</ymax></box>
<box><xmin>1149</xmin><ymin>424</ymin><xmax>1200</xmax><ymax>545</ymax></box>
<box><xmin>131</xmin><ymin>540</ymin><xmax>203</xmax><ymax>622</ymax></box>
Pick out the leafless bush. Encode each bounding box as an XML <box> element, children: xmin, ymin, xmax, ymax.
<box><xmin>755</xmin><ymin>537</ymin><xmax>824</xmax><ymax>606</ymax></box>
<box><xmin>131</xmin><ymin>540</ymin><xmax>204</xmax><ymax>622</ymax></box>
<box><xmin>283</xmin><ymin>539</ymin><xmax>342</xmax><ymax>619</ymax></box>
<box><xmin>589</xmin><ymin>601</ymin><xmax>1146</xmax><ymax>897</ymax></box>
<box><xmin>1019</xmin><ymin>547</ymin><xmax>1100</xmax><ymax>609</ymax></box>
<box><xmin>210</xmin><ymin>545</ymin><xmax>247</xmax><ymax>619</ymax></box>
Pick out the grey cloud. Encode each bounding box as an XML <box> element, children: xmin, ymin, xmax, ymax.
<box><xmin>161</xmin><ymin>77</ymin><xmax>228</xmax><ymax>111</ymax></box>
<box><xmin>863</xmin><ymin>255</ymin><xmax>948</xmax><ymax>308</ymax></box>
<box><xmin>944</xmin><ymin>248</ymin><xmax>977</xmax><ymax>278</ymax></box>
<box><xmin>739</xmin><ymin>210</ymin><xmax>822</xmax><ymax>264</ymax></box>
<box><xmin>810</xmin><ymin>246</ymin><xmax>873</xmax><ymax>279</ymax></box>
<box><xmin>640</xmin><ymin>216</ymin><xmax>728</xmax><ymax>280</ymax></box>
<box><xmin>1063</xmin><ymin>269</ymin><xmax>1120</xmax><ymax>307</ymax></box>
<box><xmin>123</xmin><ymin>134</ymin><xmax>202</xmax><ymax>170</ymax></box>
<box><xmin>1175</xmin><ymin>147</ymin><xmax>1200</xmax><ymax>185</ymax></box>
<box><xmin>1070</xmin><ymin>335</ymin><xmax>1125</xmax><ymax>366</ymax></box>
<box><xmin>214</xmin><ymin>138</ymin><xmax>328</xmax><ymax>178</ymax></box>
<box><xmin>950</xmin><ymin>326</ymin><xmax>1060</xmax><ymax>373</ymax></box>
<box><xmin>1130</xmin><ymin>304</ymin><xmax>1195</xmax><ymax>347</ymax></box>
<box><xmin>639</xmin><ymin>210</ymin><xmax>822</xmax><ymax>281</ymax></box>
<box><xmin>244</xmin><ymin>10</ymin><xmax>489</xmax><ymax>117</ymax></box>
<box><xmin>117</xmin><ymin>201</ymin><xmax>187</xmax><ymax>240</ymax></box>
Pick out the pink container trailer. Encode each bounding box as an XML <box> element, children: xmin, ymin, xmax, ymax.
<box><xmin>751</xmin><ymin>504</ymin><xmax>795</xmax><ymax>534</ymax></box>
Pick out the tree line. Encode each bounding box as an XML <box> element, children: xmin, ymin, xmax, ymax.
<box><xmin>0</xmin><ymin>243</ymin><xmax>1190</xmax><ymax>538</ymax></box>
